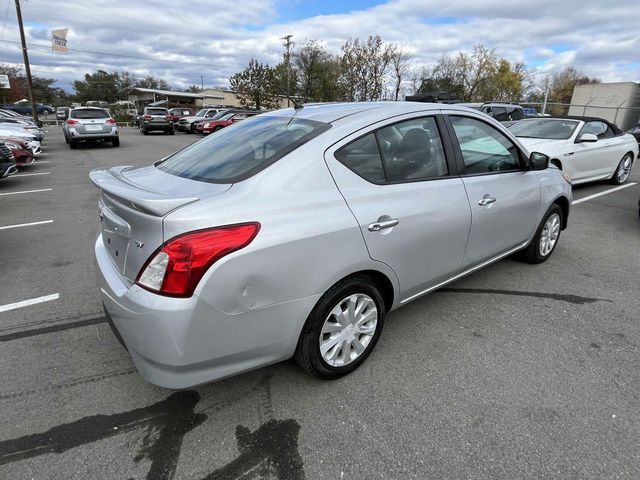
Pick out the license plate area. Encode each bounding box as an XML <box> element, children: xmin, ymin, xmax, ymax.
<box><xmin>86</xmin><ymin>124</ymin><xmax>102</xmax><ymax>131</ymax></box>
<box><xmin>99</xmin><ymin>200</ymin><xmax>130</xmax><ymax>274</ymax></box>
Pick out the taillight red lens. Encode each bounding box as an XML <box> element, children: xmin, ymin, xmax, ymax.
<box><xmin>143</xmin><ymin>115</ymin><xmax>152</xmax><ymax>120</ymax></box>
<box><xmin>165</xmin><ymin>115</ymin><xmax>172</xmax><ymax>120</ymax></box>
<box><xmin>136</xmin><ymin>223</ymin><xmax>260</xmax><ymax>297</ymax></box>
<box><xmin>106</xmin><ymin>118</ymin><xmax>116</xmax><ymax>124</ymax></box>
<box><xmin>66</xmin><ymin>119</ymin><xmax>78</xmax><ymax>125</ymax></box>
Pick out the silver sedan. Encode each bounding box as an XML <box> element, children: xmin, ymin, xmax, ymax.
<box><xmin>91</xmin><ymin>102</ymin><xmax>572</xmax><ymax>388</ymax></box>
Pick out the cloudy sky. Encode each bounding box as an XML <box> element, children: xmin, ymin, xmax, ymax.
<box><xmin>0</xmin><ymin>0</ymin><xmax>638</xmax><ymax>92</ymax></box>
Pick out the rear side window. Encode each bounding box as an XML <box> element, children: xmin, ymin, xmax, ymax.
<box><xmin>450</xmin><ymin>116</ymin><xmax>521</xmax><ymax>174</ymax></box>
<box><xmin>378</xmin><ymin>117</ymin><xmax>448</xmax><ymax>181</ymax></box>
<box><xmin>71</xmin><ymin>109</ymin><xmax>109</xmax><ymax>119</ymax></box>
<box><xmin>156</xmin><ymin>116</ymin><xmax>330</xmax><ymax>183</ymax></box>
<box><xmin>335</xmin><ymin>116</ymin><xmax>449</xmax><ymax>184</ymax></box>
<box><xmin>335</xmin><ymin>133</ymin><xmax>385</xmax><ymax>183</ymax></box>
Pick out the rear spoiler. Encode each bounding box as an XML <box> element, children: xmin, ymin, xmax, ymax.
<box><xmin>89</xmin><ymin>166</ymin><xmax>199</xmax><ymax>216</ymax></box>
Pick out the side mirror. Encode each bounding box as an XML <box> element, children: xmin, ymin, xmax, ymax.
<box><xmin>529</xmin><ymin>152</ymin><xmax>550</xmax><ymax>171</ymax></box>
<box><xmin>578</xmin><ymin>133</ymin><xmax>598</xmax><ymax>143</ymax></box>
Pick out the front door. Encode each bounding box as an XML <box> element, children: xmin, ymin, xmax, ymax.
<box><xmin>445</xmin><ymin>114</ymin><xmax>541</xmax><ymax>268</ymax></box>
<box><xmin>324</xmin><ymin>114</ymin><xmax>472</xmax><ymax>301</ymax></box>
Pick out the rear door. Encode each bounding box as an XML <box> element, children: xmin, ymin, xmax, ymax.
<box><xmin>443</xmin><ymin>113</ymin><xmax>541</xmax><ymax>268</ymax></box>
<box><xmin>324</xmin><ymin>113</ymin><xmax>472</xmax><ymax>302</ymax></box>
<box><xmin>573</xmin><ymin>121</ymin><xmax>615</xmax><ymax>179</ymax></box>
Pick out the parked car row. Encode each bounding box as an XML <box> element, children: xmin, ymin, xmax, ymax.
<box><xmin>0</xmin><ymin>108</ymin><xmax>45</xmax><ymax>180</ymax></box>
<box><xmin>1</xmin><ymin>102</ymin><xmax>55</xmax><ymax>116</ymax></box>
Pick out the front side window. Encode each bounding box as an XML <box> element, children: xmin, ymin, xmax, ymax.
<box><xmin>580</xmin><ymin>121</ymin><xmax>610</xmax><ymax>139</ymax></box>
<box><xmin>450</xmin><ymin>116</ymin><xmax>521</xmax><ymax>174</ymax></box>
<box><xmin>157</xmin><ymin>116</ymin><xmax>330</xmax><ymax>183</ymax></box>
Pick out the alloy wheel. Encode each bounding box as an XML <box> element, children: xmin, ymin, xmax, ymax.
<box><xmin>319</xmin><ymin>293</ymin><xmax>378</xmax><ymax>367</ymax></box>
<box><xmin>539</xmin><ymin>213</ymin><xmax>560</xmax><ymax>257</ymax></box>
<box><xmin>617</xmin><ymin>155</ymin><xmax>632</xmax><ymax>183</ymax></box>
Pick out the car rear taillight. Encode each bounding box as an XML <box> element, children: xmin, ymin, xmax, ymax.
<box><xmin>106</xmin><ymin>118</ymin><xmax>116</xmax><ymax>124</ymax></box>
<box><xmin>165</xmin><ymin>115</ymin><xmax>172</xmax><ymax>121</ymax></box>
<box><xmin>135</xmin><ymin>223</ymin><xmax>260</xmax><ymax>297</ymax></box>
<box><xmin>66</xmin><ymin>119</ymin><xmax>78</xmax><ymax>125</ymax></box>
<box><xmin>143</xmin><ymin>115</ymin><xmax>152</xmax><ymax>120</ymax></box>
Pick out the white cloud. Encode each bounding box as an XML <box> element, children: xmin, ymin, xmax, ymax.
<box><xmin>0</xmin><ymin>0</ymin><xmax>637</xmax><ymax>91</ymax></box>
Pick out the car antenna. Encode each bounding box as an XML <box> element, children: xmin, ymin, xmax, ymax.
<box><xmin>277</xmin><ymin>87</ymin><xmax>303</xmax><ymax>110</ymax></box>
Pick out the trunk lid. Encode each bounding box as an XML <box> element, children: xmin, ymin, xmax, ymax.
<box><xmin>76</xmin><ymin>117</ymin><xmax>111</xmax><ymax>134</ymax></box>
<box><xmin>90</xmin><ymin>165</ymin><xmax>231</xmax><ymax>281</ymax></box>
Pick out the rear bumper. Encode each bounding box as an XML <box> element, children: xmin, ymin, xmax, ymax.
<box><xmin>142</xmin><ymin>122</ymin><xmax>171</xmax><ymax>131</ymax></box>
<box><xmin>95</xmin><ymin>235</ymin><xmax>318</xmax><ymax>388</ymax></box>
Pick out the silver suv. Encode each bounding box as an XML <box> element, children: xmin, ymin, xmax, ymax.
<box><xmin>63</xmin><ymin>107</ymin><xmax>119</xmax><ymax>148</ymax></box>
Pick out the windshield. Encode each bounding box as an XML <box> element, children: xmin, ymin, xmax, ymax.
<box><xmin>157</xmin><ymin>116</ymin><xmax>331</xmax><ymax>183</ymax></box>
<box><xmin>219</xmin><ymin>113</ymin><xmax>235</xmax><ymax>120</ymax></box>
<box><xmin>195</xmin><ymin>109</ymin><xmax>208</xmax><ymax>117</ymax></box>
<box><xmin>71</xmin><ymin>109</ymin><xmax>110</xmax><ymax>119</ymax></box>
<box><xmin>509</xmin><ymin>119</ymin><xmax>580</xmax><ymax>140</ymax></box>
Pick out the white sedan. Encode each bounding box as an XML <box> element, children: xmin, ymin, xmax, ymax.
<box><xmin>509</xmin><ymin>117</ymin><xmax>638</xmax><ymax>185</ymax></box>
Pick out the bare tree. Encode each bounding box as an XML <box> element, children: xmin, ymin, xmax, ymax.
<box><xmin>388</xmin><ymin>44</ymin><xmax>411</xmax><ymax>101</ymax></box>
<box><xmin>339</xmin><ymin>35</ymin><xmax>393</xmax><ymax>102</ymax></box>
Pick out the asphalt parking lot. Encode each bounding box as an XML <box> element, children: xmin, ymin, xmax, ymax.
<box><xmin>1</xmin><ymin>126</ymin><xmax>639</xmax><ymax>480</ymax></box>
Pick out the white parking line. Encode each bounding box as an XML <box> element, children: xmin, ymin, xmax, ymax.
<box><xmin>0</xmin><ymin>220</ymin><xmax>53</xmax><ymax>230</ymax></box>
<box><xmin>13</xmin><ymin>172</ymin><xmax>50</xmax><ymax>177</ymax></box>
<box><xmin>0</xmin><ymin>188</ymin><xmax>52</xmax><ymax>196</ymax></box>
<box><xmin>34</xmin><ymin>160</ymin><xmax>51</xmax><ymax>164</ymax></box>
<box><xmin>572</xmin><ymin>182</ymin><xmax>638</xmax><ymax>205</ymax></box>
<box><xmin>0</xmin><ymin>293</ymin><xmax>60</xmax><ymax>313</ymax></box>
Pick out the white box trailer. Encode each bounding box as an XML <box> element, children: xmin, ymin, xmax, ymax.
<box><xmin>569</xmin><ymin>82</ymin><xmax>640</xmax><ymax>130</ymax></box>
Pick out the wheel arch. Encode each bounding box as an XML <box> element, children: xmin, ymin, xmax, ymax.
<box><xmin>553</xmin><ymin>196</ymin><xmax>570</xmax><ymax>230</ymax></box>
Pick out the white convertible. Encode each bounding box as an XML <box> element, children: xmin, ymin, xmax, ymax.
<box><xmin>509</xmin><ymin>117</ymin><xmax>638</xmax><ymax>185</ymax></box>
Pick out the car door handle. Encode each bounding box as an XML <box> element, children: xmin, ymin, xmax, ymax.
<box><xmin>563</xmin><ymin>152</ymin><xmax>574</xmax><ymax>156</ymax></box>
<box><xmin>478</xmin><ymin>195</ymin><xmax>496</xmax><ymax>206</ymax></box>
<box><xmin>368</xmin><ymin>219</ymin><xmax>399</xmax><ymax>232</ymax></box>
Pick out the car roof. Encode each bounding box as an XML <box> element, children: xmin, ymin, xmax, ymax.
<box><xmin>265</xmin><ymin>101</ymin><xmax>486</xmax><ymax>125</ymax></box>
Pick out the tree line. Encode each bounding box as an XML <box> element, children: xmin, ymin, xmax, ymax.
<box><xmin>1</xmin><ymin>36</ymin><xmax>600</xmax><ymax>111</ymax></box>
<box><xmin>229</xmin><ymin>37</ymin><xmax>601</xmax><ymax>110</ymax></box>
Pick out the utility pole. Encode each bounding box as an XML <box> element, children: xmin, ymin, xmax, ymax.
<box><xmin>281</xmin><ymin>34</ymin><xmax>293</xmax><ymax>107</ymax></box>
<box><xmin>200</xmin><ymin>75</ymin><xmax>204</xmax><ymax>92</ymax></box>
<box><xmin>14</xmin><ymin>0</ymin><xmax>39</xmax><ymax>123</ymax></box>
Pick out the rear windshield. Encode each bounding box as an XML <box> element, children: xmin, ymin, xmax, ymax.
<box><xmin>71</xmin><ymin>109</ymin><xmax>110</xmax><ymax>119</ymax></box>
<box><xmin>146</xmin><ymin>108</ymin><xmax>168</xmax><ymax>115</ymax></box>
<box><xmin>156</xmin><ymin>116</ymin><xmax>330</xmax><ymax>183</ymax></box>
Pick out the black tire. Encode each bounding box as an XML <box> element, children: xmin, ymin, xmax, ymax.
<box><xmin>521</xmin><ymin>204</ymin><xmax>563</xmax><ymax>264</ymax></box>
<box><xmin>168</xmin><ymin>128</ymin><xmax>174</xmax><ymax>135</ymax></box>
<box><xmin>294</xmin><ymin>275</ymin><xmax>385</xmax><ymax>379</ymax></box>
<box><xmin>64</xmin><ymin>135</ymin><xmax>69</xmax><ymax>144</ymax></box>
<box><xmin>610</xmin><ymin>153</ymin><xmax>633</xmax><ymax>185</ymax></box>
<box><xmin>112</xmin><ymin>138</ymin><xmax>120</xmax><ymax>147</ymax></box>
<box><xmin>69</xmin><ymin>140</ymin><xmax>76</xmax><ymax>149</ymax></box>
<box><xmin>142</xmin><ymin>128</ymin><xmax>148</xmax><ymax>136</ymax></box>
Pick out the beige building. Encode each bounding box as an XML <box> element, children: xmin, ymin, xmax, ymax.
<box><xmin>120</xmin><ymin>87</ymin><xmax>294</xmax><ymax>111</ymax></box>
<box><xmin>568</xmin><ymin>82</ymin><xmax>640</xmax><ymax>130</ymax></box>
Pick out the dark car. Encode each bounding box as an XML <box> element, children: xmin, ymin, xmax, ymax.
<box><xmin>2</xmin><ymin>103</ymin><xmax>55</xmax><ymax>115</ymax></box>
<box><xmin>627</xmin><ymin>122</ymin><xmax>640</xmax><ymax>144</ymax></box>
<box><xmin>139</xmin><ymin>107</ymin><xmax>173</xmax><ymax>135</ymax></box>
<box><xmin>0</xmin><ymin>142</ymin><xmax>17</xmax><ymax>180</ymax></box>
<box><xmin>168</xmin><ymin>108</ymin><xmax>196</xmax><ymax>125</ymax></box>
